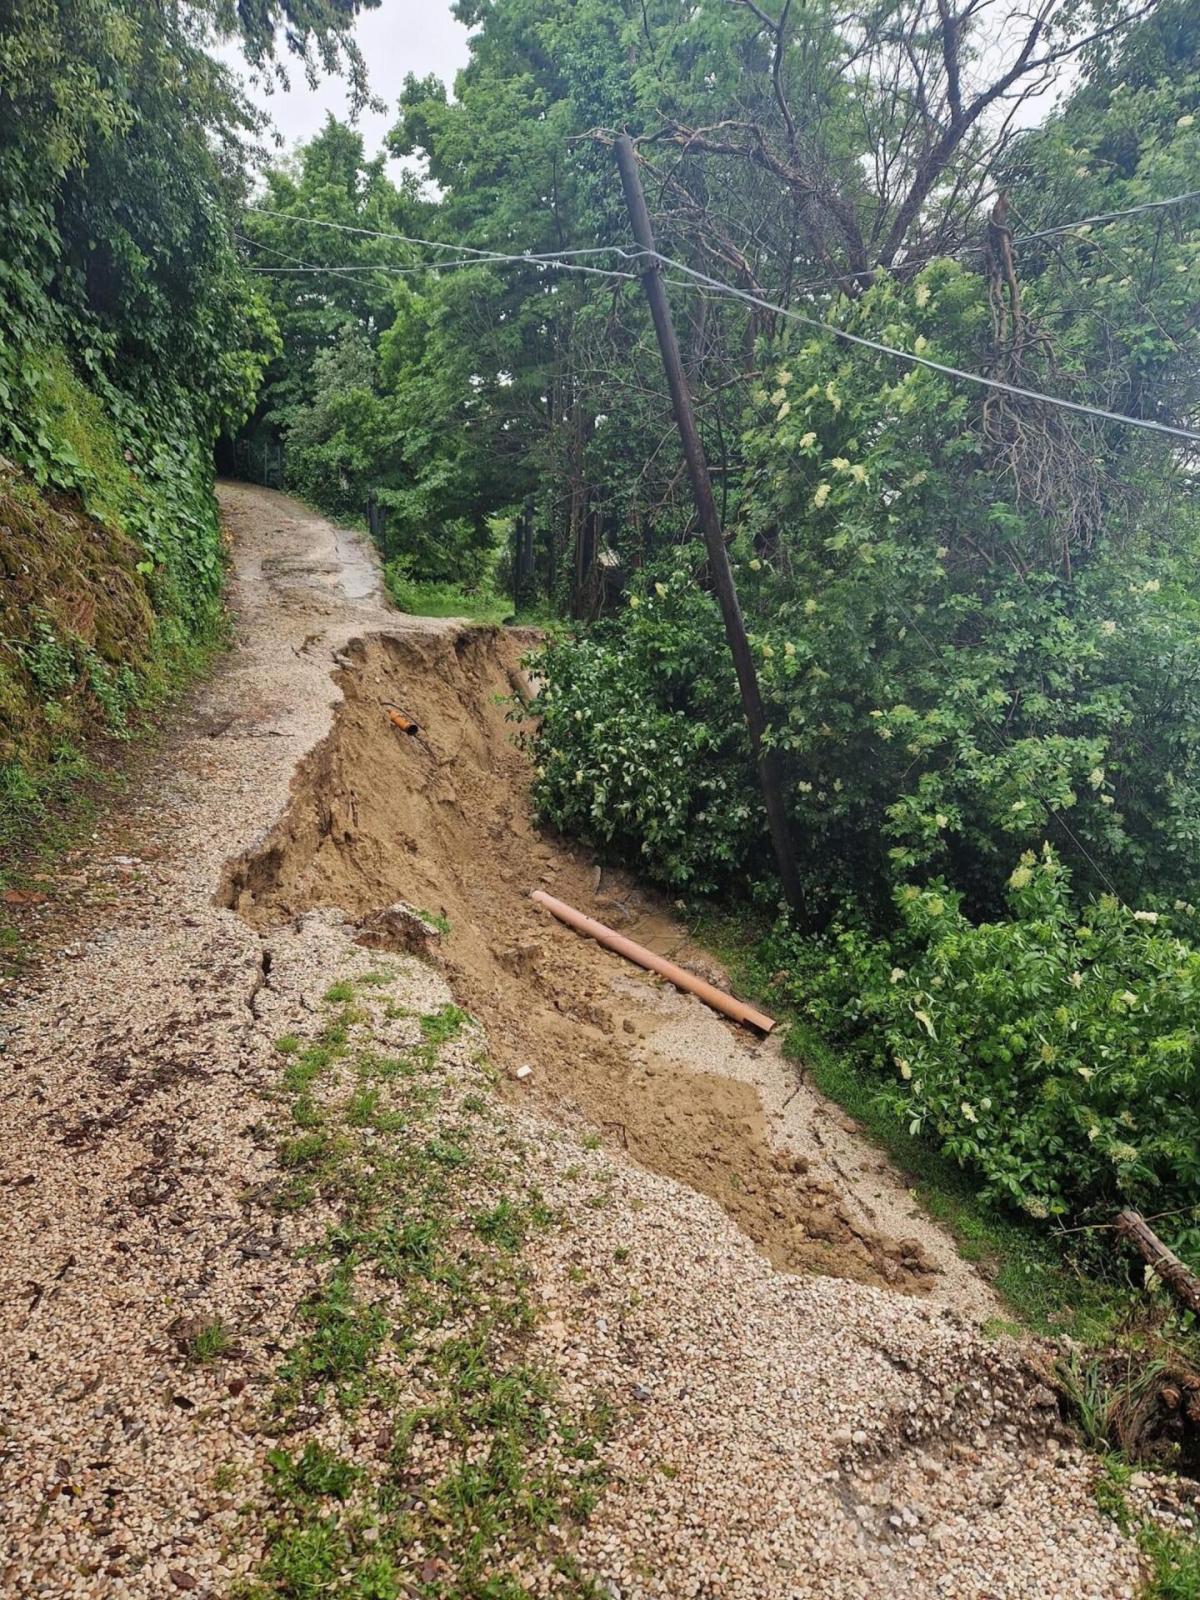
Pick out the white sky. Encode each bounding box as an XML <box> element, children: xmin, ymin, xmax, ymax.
<box><xmin>221</xmin><ymin>1</ymin><xmax>473</xmax><ymax>161</ymax></box>
<box><xmin>219</xmin><ymin>2</ymin><xmax>1071</xmax><ymax>178</ymax></box>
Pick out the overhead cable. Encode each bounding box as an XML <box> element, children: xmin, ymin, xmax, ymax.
<box><xmin>650</xmin><ymin>252</ymin><xmax>1200</xmax><ymax>444</ymax></box>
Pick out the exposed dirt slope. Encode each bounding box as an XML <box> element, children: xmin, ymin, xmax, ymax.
<box><xmin>219</xmin><ymin>625</ymin><xmax>988</xmax><ymax>1300</ymax></box>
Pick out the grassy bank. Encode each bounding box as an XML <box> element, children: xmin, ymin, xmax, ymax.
<box><xmin>0</xmin><ymin>354</ymin><xmax>228</xmax><ymax>886</ymax></box>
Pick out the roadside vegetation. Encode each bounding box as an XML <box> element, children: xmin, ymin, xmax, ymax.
<box><xmin>0</xmin><ymin>0</ymin><xmax>378</xmax><ymax>871</ymax></box>
<box><xmin>237</xmin><ymin>980</ymin><xmax>611</xmax><ymax>1600</ymax></box>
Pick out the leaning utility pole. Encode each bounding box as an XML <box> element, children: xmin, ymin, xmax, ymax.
<box><xmin>613</xmin><ymin>133</ymin><xmax>803</xmax><ymax>914</ymax></box>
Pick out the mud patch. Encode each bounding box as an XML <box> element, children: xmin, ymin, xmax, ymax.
<box><xmin>220</xmin><ymin>628</ymin><xmax>936</xmax><ymax>1292</ymax></box>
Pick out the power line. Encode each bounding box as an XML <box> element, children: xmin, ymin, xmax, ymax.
<box><xmin>240</xmin><ymin>204</ymin><xmax>1200</xmax><ymax>443</ymax></box>
<box><xmin>235</xmin><ymin>232</ymin><xmax>367</xmax><ymax>284</ymax></box>
<box><xmin>244</xmin><ymin>203</ymin><xmax>648</xmax><ymax>266</ymax></box>
<box><xmin>647</xmin><ymin>186</ymin><xmax>1200</xmax><ymax>306</ymax></box>
<box><xmin>242</xmin><ymin>250</ymin><xmax>1200</xmax><ymax>442</ymax></box>
<box><xmin>244</xmin><ymin>187</ymin><xmax>1200</xmax><ymax>301</ymax></box>
<box><xmin>651</xmin><ymin>252</ymin><xmax>1200</xmax><ymax>445</ymax></box>
<box><xmin>1014</xmin><ymin>187</ymin><xmax>1200</xmax><ymax>246</ymax></box>
<box><xmin>248</xmin><ymin>186</ymin><xmax>1200</xmax><ymax>272</ymax></box>
<box><xmin>246</xmin><ymin>256</ymin><xmax>643</xmax><ymax>282</ymax></box>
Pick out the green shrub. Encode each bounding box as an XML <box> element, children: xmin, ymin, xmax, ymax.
<box><xmin>529</xmin><ymin>587</ymin><xmax>759</xmax><ymax>894</ymax></box>
<box><xmin>770</xmin><ymin>847</ymin><xmax>1200</xmax><ymax>1258</ymax></box>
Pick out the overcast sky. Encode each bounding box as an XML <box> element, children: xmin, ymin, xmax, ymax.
<box><xmin>223</xmin><ymin>2</ymin><xmax>473</xmax><ymax>162</ymax></box>
<box><xmin>222</xmin><ymin>3</ymin><xmax>1069</xmax><ymax>173</ymax></box>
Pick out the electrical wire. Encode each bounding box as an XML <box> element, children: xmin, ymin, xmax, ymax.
<box><xmin>243</xmin><ymin>188</ymin><xmax>1200</xmax><ymax>301</ymax></box>
<box><xmin>241</xmin><ymin>254</ymin><xmax>1200</xmax><ymax>441</ymax></box>
<box><xmin>244</xmin><ymin>203</ymin><xmax>650</xmax><ymax>267</ymax></box>
<box><xmin>647</xmin><ymin>251</ymin><xmax>1200</xmax><ymax>444</ymax></box>
<box><xmin>239</xmin><ymin>202</ymin><xmax>1200</xmax><ymax>442</ymax></box>
<box><xmin>235</xmin><ymin>231</ymin><xmax>369</xmax><ymax>284</ymax></box>
<box><xmin>247</xmin><ymin>258</ymin><xmax>643</xmax><ymax>281</ymax></box>
<box><xmin>1013</xmin><ymin>187</ymin><xmax>1200</xmax><ymax>246</ymax></box>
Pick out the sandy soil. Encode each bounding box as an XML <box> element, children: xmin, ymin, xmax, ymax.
<box><xmin>220</xmin><ymin>625</ymin><xmax>999</xmax><ymax>1313</ymax></box>
<box><xmin>0</xmin><ymin>482</ymin><xmax>1149</xmax><ymax>1598</ymax></box>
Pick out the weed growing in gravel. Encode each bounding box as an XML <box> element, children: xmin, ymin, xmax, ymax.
<box><xmin>187</xmin><ymin>1317</ymin><xmax>234</xmax><ymax>1365</ymax></box>
<box><xmin>277</xmin><ymin>1266</ymin><xmax>389</xmax><ymax>1410</ymax></box>
<box><xmin>1091</xmin><ymin>1461</ymin><xmax>1200</xmax><ymax>1599</ymax></box>
<box><xmin>240</xmin><ymin>982</ymin><xmax>613</xmax><ymax>1598</ymax></box>
<box><xmin>1140</xmin><ymin>1522</ymin><xmax>1200</xmax><ymax>1599</ymax></box>
<box><xmin>268</xmin><ymin>1441</ymin><xmax>360</xmax><ymax>1503</ymax></box>
<box><xmin>1093</xmin><ymin>1456</ymin><xmax>1134</xmax><ymax>1531</ymax></box>
<box><xmin>419</xmin><ymin>1002</ymin><xmax>470</xmax><ymax>1047</ymax></box>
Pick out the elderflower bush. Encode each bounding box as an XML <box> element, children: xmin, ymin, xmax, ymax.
<box><xmin>829</xmin><ymin>848</ymin><xmax>1200</xmax><ymax>1247</ymax></box>
<box><xmin>528</xmin><ymin>578</ymin><xmax>760</xmax><ymax>892</ymax></box>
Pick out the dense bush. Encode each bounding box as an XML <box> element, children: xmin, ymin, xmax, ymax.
<box><xmin>530</xmin><ymin>580</ymin><xmax>760</xmax><ymax>893</ymax></box>
<box><xmin>764</xmin><ymin>849</ymin><xmax>1200</xmax><ymax>1261</ymax></box>
<box><xmin>531</xmin><ymin>506</ymin><xmax>1200</xmax><ymax>918</ymax></box>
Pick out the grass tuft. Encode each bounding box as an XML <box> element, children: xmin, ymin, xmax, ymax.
<box><xmin>244</xmin><ymin>980</ymin><xmax>610</xmax><ymax>1597</ymax></box>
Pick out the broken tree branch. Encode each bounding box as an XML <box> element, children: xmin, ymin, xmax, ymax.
<box><xmin>1115</xmin><ymin>1208</ymin><xmax>1200</xmax><ymax>1316</ymax></box>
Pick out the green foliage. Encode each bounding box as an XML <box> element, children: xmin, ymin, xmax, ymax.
<box><xmin>383</xmin><ymin>559</ymin><xmax>511</xmax><ymax>625</ymax></box>
<box><xmin>268</xmin><ymin>1443</ymin><xmax>360</xmax><ymax>1505</ymax></box>
<box><xmin>186</xmin><ymin>1317</ymin><xmax>234</xmax><ymax>1365</ymax></box>
<box><xmin>532</xmin><ymin>248</ymin><xmax>1200</xmax><ymax>914</ymax></box>
<box><xmin>765</xmin><ymin>848</ymin><xmax>1200</xmax><ymax>1258</ymax></box>
<box><xmin>419</xmin><ymin>1004</ymin><xmax>471</xmax><ymax>1047</ymax></box>
<box><xmin>512</xmin><ymin>0</ymin><xmax>1200</xmax><ymax>1262</ymax></box>
<box><xmin>1141</xmin><ymin>1522</ymin><xmax>1200</xmax><ymax>1600</ymax></box>
<box><xmin>279</xmin><ymin>1264</ymin><xmax>389</xmax><ymax>1410</ymax></box>
<box><xmin>238</xmin><ymin>119</ymin><xmax>526</xmax><ymax>587</ymax></box>
<box><xmin>0</xmin><ymin>0</ymin><xmax>382</xmax><ymax>857</ymax></box>
<box><xmin>529</xmin><ymin>583</ymin><xmax>757</xmax><ymax>893</ymax></box>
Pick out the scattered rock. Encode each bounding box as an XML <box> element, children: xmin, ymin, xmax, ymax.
<box><xmin>355</xmin><ymin>901</ymin><xmax>443</xmax><ymax>955</ymax></box>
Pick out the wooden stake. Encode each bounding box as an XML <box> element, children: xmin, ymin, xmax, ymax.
<box><xmin>1115</xmin><ymin>1208</ymin><xmax>1200</xmax><ymax>1315</ymax></box>
<box><xmin>613</xmin><ymin>134</ymin><xmax>803</xmax><ymax>914</ymax></box>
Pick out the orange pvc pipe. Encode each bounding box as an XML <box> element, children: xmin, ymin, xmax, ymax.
<box><xmin>530</xmin><ymin>889</ymin><xmax>776</xmax><ymax>1034</ymax></box>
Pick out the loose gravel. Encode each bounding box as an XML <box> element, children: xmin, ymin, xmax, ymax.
<box><xmin>0</xmin><ymin>483</ymin><xmax>1146</xmax><ymax>1597</ymax></box>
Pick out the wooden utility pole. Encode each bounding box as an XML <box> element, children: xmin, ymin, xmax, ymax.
<box><xmin>613</xmin><ymin>133</ymin><xmax>803</xmax><ymax>913</ymax></box>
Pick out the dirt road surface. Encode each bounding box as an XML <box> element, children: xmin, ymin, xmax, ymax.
<box><xmin>0</xmin><ymin>483</ymin><xmax>1144</xmax><ymax>1597</ymax></box>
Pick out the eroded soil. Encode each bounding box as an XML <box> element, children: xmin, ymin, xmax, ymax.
<box><xmin>1</xmin><ymin>484</ymin><xmax>1155</xmax><ymax>1600</ymax></box>
<box><xmin>220</xmin><ymin>627</ymin><xmax>989</xmax><ymax>1306</ymax></box>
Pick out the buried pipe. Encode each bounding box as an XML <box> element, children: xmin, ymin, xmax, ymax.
<box><xmin>530</xmin><ymin>889</ymin><xmax>775</xmax><ymax>1034</ymax></box>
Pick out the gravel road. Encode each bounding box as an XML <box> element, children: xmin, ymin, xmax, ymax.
<box><xmin>0</xmin><ymin>483</ymin><xmax>1145</xmax><ymax>1597</ymax></box>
